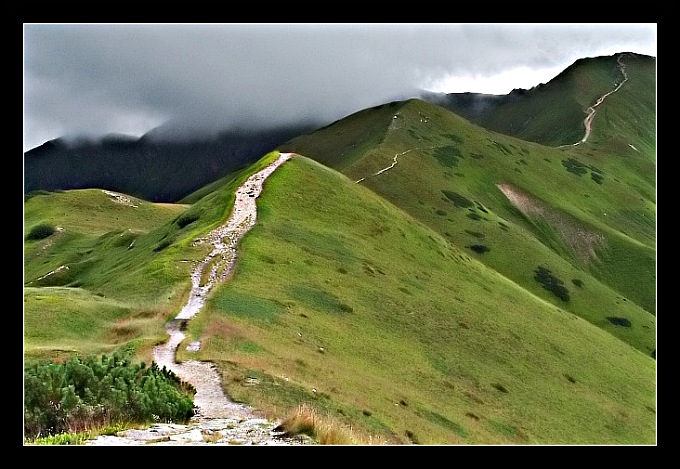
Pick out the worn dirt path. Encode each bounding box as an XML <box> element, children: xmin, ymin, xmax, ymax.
<box><xmin>86</xmin><ymin>153</ymin><xmax>309</xmax><ymax>445</ymax></box>
<box><xmin>560</xmin><ymin>54</ymin><xmax>628</xmax><ymax>148</ymax></box>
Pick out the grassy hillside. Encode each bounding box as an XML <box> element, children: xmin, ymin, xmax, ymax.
<box><xmin>23</xmin><ymin>157</ymin><xmax>281</xmax><ymax>364</ymax></box>
<box><xmin>177</xmin><ymin>155</ymin><xmax>655</xmax><ymax>444</ymax></box>
<box><xmin>23</xmin><ymin>150</ymin><xmax>656</xmax><ymax>444</ymax></box>
<box><xmin>440</xmin><ymin>53</ymin><xmax>656</xmax><ymax>151</ymax></box>
<box><xmin>282</xmin><ymin>97</ymin><xmax>656</xmax><ymax>357</ymax></box>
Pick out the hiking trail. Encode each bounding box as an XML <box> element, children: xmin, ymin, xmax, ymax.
<box><xmin>86</xmin><ymin>152</ymin><xmax>310</xmax><ymax>445</ymax></box>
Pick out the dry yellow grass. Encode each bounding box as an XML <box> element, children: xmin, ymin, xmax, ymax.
<box><xmin>278</xmin><ymin>404</ymin><xmax>388</xmax><ymax>445</ymax></box>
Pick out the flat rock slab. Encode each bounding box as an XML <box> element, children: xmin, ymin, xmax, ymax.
<box><xmin>85</xmin><ymin>417</ymin><xmax>311</xmax><ymax>446</ymax></box>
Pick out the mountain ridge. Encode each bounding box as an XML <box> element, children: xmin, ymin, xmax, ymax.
<box><xmin>280</xmin><ymin>56</ymin><xmax>656</xmax><ymax>346</ymax></box>
<box><xmin>23</xmin><ymin>52</ymin><xmax>655</xmax><ymax>204</ymax></box>
<box><xmin>24</xmin><ymin>123</ymin><xmax>317</xmax><ymax>203</ymax></box>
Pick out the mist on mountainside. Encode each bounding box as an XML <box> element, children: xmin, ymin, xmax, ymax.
<box><xmin>24</xmin><ymin>122</ymin><xmax>318</xmax><ymax>203</ymax></box>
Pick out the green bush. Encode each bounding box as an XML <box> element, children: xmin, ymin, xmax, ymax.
<box><xmin>176</xmin><ymin>211</ymin><xmax>201</xmax><ymax>229</ymax></box>
<box><xmin>492</xmin><ymin>383</ymin><xmax>509</xmax><ymax>393</ymax></box>
<box><xmin>562</xmin><ymin>158</ymin><xmax>588</xmax><ymax>176</ymax></box>
<box><xmin>606</xmin><ymin>316</ymin><xmax>632</xmax><ymax>327</ymax></box>
<box><xmin>534</xmin><ymin>266</ymin><xmax>570</xmax><ymax>302</ymax></box>
<box><xmin>591</xmin><ymin>172</ymin><xmax>604</xmax><ymax>184</ymax></box>
<box><xmin>465</xmin><ymin>230</ymin><xmax>486</xmax><ymax>238</ymax></box>
<box><xmin>26</xmin><ymin>223</ymin><xmax>56</xmax><ymax>240</ymax></box>
<box><xmin>339</xmin><ymin>303</ymin><xmax>354</xmax><ymax>313</ymax></box>
<box><xmin>432</xmin><ymin>145</ymin><xmax>463</xmax><ymax>168</ymax></box>
<box><xmin>24</xmin><ymin>352</ymin><xmax>195</xmax><ymax>440</ymax></box>
<box><xmin>441</xmin><ymin>190</ymin><xmax>474</xmax><ymax>208</ymax></box>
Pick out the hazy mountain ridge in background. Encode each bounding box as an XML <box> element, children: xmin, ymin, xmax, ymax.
<box><xmin>24</xmin><ymin>53</ymin><xmax>654</xmax><ymax>204</ymax></box>
<box><xmin>24</xmin><ymin>123</ymin><xmax>317</xmax><ymax>203</ymax></box>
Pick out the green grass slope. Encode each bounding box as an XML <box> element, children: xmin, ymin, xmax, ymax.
<box><xmin>23</xmin><ymin>156</ymin><xmax>282</xmax><ymax>364</ymax></box>
<box><xmin>470</xmin><ymin>53</ymin><xmax>655</xmax><ymax>150</ymax></box>
<box><xmin>282</xmin><ymin>97</ymin><xmax>656</xmax><ymax>356</ymax></box>
<box><xmin>178</xmin><ymin>154</ymin><xmax>655</xmax><ymax>444</ymax></box>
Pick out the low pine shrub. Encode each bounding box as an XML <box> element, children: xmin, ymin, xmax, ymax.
<box><xmin>441</xmin><ymin>190</ymin><xmax>474</xmax><ymax>208</ymax></box>
<box><xmin>534</xmin><ymin>266</ymin><xmax>570</xmax><ymax>302</ymax></box>
<box><xmin>606</xmin><ymin>316</ymin><xmax>632</xmax><ymax>327</ymax></box>
<box><xmin>339</xmin><ymin>303</ymin><xmax>354</xmax><ymax>313</ymax></box>
<box><xmin>26</xmin><ymin>223</ymin><xmax>56</xmax><ymax>240</ymax></box>
<box><xmin>562</xmin><ymin>158</ymin><xmax>588</xmax><ymax>176</ymax></box>
<box><xmin>24</xmin><ymin>352</ymin><xmax>195</xmax><ymax>441</ymax></box>
<box><xmin>591</xmin><ymin>172</ymin><xmax>604</xmax><ymax>184</ymax></box>
<box><xmin>175</xmin><ymin>211</ymin><xmax>201</xmax><ymax>229</ymax></box>
<box><xmin>492</xmin><ymin>383</ymin><xmax>509</xmax><ymax>393</ymax></box>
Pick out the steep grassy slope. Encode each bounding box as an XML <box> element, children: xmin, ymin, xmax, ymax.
<box><xmin>469</xmin><ymin>55</ymin><xmax>624</xmax><ymax>147</ymax></box>
<box><xmin>177</xmin><ymin>154</ymin><xmax>655</xmax><ymax>444</ymax></box>
<box><xmin>433</xmin><ymin>53</ymin><xmax>655</xmax><ymax>151</ymax></box>
<box><xmin>281</xmin><ymin>97</ymin><xmax>656</xmax><ymax>356</ymax></box>
<box><xmin>25</xmin><ymin>191</ymin><xmax>179</xmax><ymax>363</ymax></box>
<box><xmin>24</xmin><ymin>157</ymin><xmax>281</xmax><ymax>364</ymax></box>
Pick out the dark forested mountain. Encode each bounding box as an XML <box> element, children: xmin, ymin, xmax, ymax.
<box><xmin>24</xmin><ymin>124</ymin><xmax>316</xmax><ymax>203</ymax></box>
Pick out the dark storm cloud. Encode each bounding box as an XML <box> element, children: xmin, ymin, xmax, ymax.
<box><xmin>23</xmin><ymin>23</ymin><xmax>656</xmax><ymax>151</ymax></box>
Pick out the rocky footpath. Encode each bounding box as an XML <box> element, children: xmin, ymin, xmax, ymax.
<box><xmin>86</xmin><ymin>153</ymin><xmax>307</xmax><ymax>446</ymax></box>
<box><xmin>85</xmin><ymin>417</ymin><xmax>310</xmax><ymax>446</ymax></box>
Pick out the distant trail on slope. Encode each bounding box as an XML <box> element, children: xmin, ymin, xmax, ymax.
<box><xmin>355</xmin><ymin>149</ymin><xmax>411</xmax><ymax>183</ymax></box>
<box><xmin>355</xmin><ymin>146</ymin><xmax>439</xmax><ymax>184</ymax></box>
<box><xmin>355</xmin><ymin>112</ymin><xmax>441</xmax><ymax>184</ymax></box>
<box><xmin>559</xmin><ymin>54</ymin><xmax>629</xmax><ymax>148</ymax></box>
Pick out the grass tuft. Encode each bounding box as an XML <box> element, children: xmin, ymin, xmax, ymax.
<box><xmin>275</xmin><ymin>403</ymin><xmax>381</xmax><ymax>445</ymax></box>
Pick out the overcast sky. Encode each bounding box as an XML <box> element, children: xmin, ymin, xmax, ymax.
<box><xmin>23</xmin><ymin>23</ymin><xmax>657</xmax><ymax>152</ymax></box>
